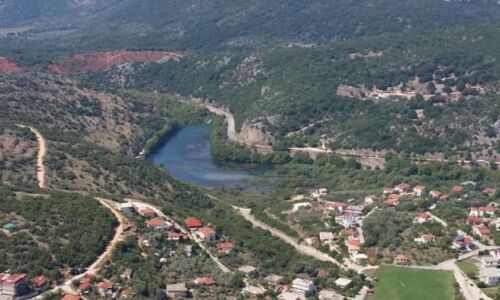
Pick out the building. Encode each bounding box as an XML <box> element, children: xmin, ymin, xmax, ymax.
<box><xmin>120</xmin><ymin>268</ymin><xmax>133</xmax><ymax>280</ymax></box>
<box><xmin>453</xmin><ymin>235</ymin><xmax>475</xmax><ymax>251</ymax></box>
<box><xmin>334</xmin><ymin>278</ymin><xmax>352</xmax><ymax>289</ymax></box>
<box><xmin>451</xmin><ymin>185</ymin><xmax>463</xmax><ymax>193</ymax></box>
<box><xmin>481</xmin><ymin>256</ymin><xmax>499</xmax><ymax>268</ymax></box>
<box><xmin>319</xmin><ymin>232</ymin><xmax>335</xmax><ymax>244</ymax></box>
<box><xmin>194</xmin><ymin>277</ymin><xmax>216</xmax><ymax>286</ymax></box>
<box><xmin>352</xmin><ymin>253</ymin><xmax>368</xmax><ymax>264</ymax></box>
<box><xmin>96</xmin><ymin>281</ymin><xmax>113</xmax><ymax>296</ymax></box>
<box><xmin>31</xmin><ymin>275</ymin><xmax>48</xmax><ymax>291</ymax></box>
<box><xmin>217</xmin><ymin>242</ymin><xmax>235</xmax><ymax>253</ymax></box>
<box><xmin>61</xmin><ymin>294</ymin><xmax>81</xmax><ymax>300</ymax></box>
<box><xmin>384</xmin><ymin>194</ymin><xmax>400</xmax><ymax>207</ymax></box>
<box><xmin>145</xmin><ymin>217</ymin><xmax>171</xmax><ymax>230</ymax></box>
<box><xmin>438</xmin><ymin>194</ymin><xmax>449</xmax><ymax>201</ymax></box>
<box><xmin>0</xmin><ymin>273</ymin><xmax>29</xmax><ymax>298</ymax></box>
<box><xmin>466</xmin><ymin>215</ymin><xmax>484</xmax><ymax>225</ymax></box>
<box><xmin>344</xmin><ymin>205</ymin><xmax>365</xmax><ymax>216</ymax></box>
<box><xmin>364</xmin><ymin>195</ymin><xmax>377</xmax><ymax>204</ymax></box>
<box><xmin>119</xmin><ymin>202</ymin><xmax>135</xmax><ymax>214</ymax></box>
<box><xmin>490</xmin><ymin>248</ymin><xmax>500</xmax><ymax>260</ymax></box>
<box><xmin>473</xmin><ymin>224</ymin><xmax>491</xmax><ymax>237</ymax></box>
<box><xmin>323</xmin><ymin>201</ymin><xmax>346</xmax><ymax>212</ymax></box>
<box><xmin>293</xmin><ymin>202</ymin><xmax>312</xmax><ymax>211</ymax></box>
<box><xmin>167</xmin><ymin>232</ymin><xmax>188</xmax><ymax>241</ymax></box>
<box><xmin>292</xmin><ymin>278</ymin><xmax>315</xmax><ymax>294</ymax></box>
<box><xmin>414</xmin><ymin>212</ymin><xmax>431</xmax><ymax>224</ymax></box>
<box><xmin>197</xmin><ymin>227</ymin><xmax>216</xmax><ymax>241</ymax></box>
<box><xmin>413</xmin><ymin>184</ymin><xmax>426</xmax><ymax>196</ymax></box>
<box><xmin>430</xmin><ymin>190</ymin><xmax>443</xmax><ymax>199</ymax></box>
<box><xmin>242</xmin><ymin>285</ymin><xmax>266</xmax><ymax>296</ymax></box>
<box><xmin>479</xmin><ymin>268</ymin><xmax>500</xmax><ymax>286</ymax></box>
<box><xmin>138</xmin><ymin>208</ymin><xmax>156</xmax><ymax>217</ymax></box>
<box><xmin>484</xmin><ymin>188</ymin><xmax>497</xmax><ymax>196</ymax></box>
<box><xmin>346</xmin><ymin>238</ymin><xmax>361</xmax><ymax>253</ymax></box>
<box><xmin>278</xmin><ymin>291</ymin><xmax>306</xmax><ymax>300</ymax></box>
<box><xmin>394</xmin><ymin>254</ymin><xmax>409</xmax><ymax>265</ymax></box>
<box><xmin>383</xmin><ymin>188</ymin><xmax>394</xmax><ymax>195</ymax></box>
<box><xmin>264</xmin><ymin>274</ymin><xmax>283</xmax><ymax>286</ymax></box>
<box><xmin>166</xmin><ymin>283</ymin><xmax>188</xmax><ymax>298</ymax></box>
<box><xmin>318</xmin><ymin>289</ymin><xmax>343</xmax><ymax>300</ymax></box>
<box><xmin>394</xmin><ymin>183</ymin><xmax>411</xmax><ymax>193</ymax></box>
<box><xmin>470</xmin><ymin>206</ymin><xmax>496</xmax><ymax>218</ymax></box>
<box><xmin>184</xmin><ymin>217</ymin><xmax>202</xmax><ymax>229</ymax></box>
<box><xmin>238</xmin><ymin>265</ymin><xmax>257</xmax><ymax>276</ymax></box>
<box><xmin>414</xmin><ymin>233</ymin><xmax>435</xmax><ymax>244</ymax></box>
<box><xmin>311</xmin><ymin>188</ymin><xmax>329</xmax><ymax>199</ymax></box>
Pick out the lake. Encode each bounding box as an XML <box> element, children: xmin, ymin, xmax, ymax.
<box><xmin>148</xmin><ymin>124</ymin><xmax>254</xmax><ymax>188</ymax></box>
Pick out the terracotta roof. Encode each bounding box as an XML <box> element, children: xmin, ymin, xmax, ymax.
<box><xmin>467</xmin><ymin>215</ymin><xmax>483</xmax><ymax>224</ymax></box>
<box><xmin>79</xmin><ymin>281</ymin><xmax>92</xmax><ymax>290</ymax></box>
<box><xmin>395</xmin><ymin>183</ymin><xmax>410</xmax><ymax>191</ymax></box>
<box><xmin>439</xmin><ymin>194</ymin><xmax>449</xmax><ymax>201</ymax></box>
<box><xmin>0</xmin><ymin>273</ymin><xmax>27</xmax><ymax>286</ymax></box>
<box><xmin>97</xmin><ymin>281</ymin><xmax>113</xmax><ymax>289</ymax></box>
<box><xmin>414</xmin><ymin>184</ymin><xmax>425</xmax><ymax>190</ymax></box>
<box><xmin>421</xmin><ymin>234</ymin><xmax>435</xmax><ymax>241</ymax></box>
<box><xmin>61</xmin><ymin>295</ymin><xmax>81</xmax><ymax>300</ymax></box>
<box><xmin>473</xmin><ymin>206</ymin><xmax>496</xmax><ymax>212</ymax></box>
<box><xmin>451</xmin><ymin>185</ymin><xmax>463</xmax><ymax>193</ymax></box>
<box><xmin>217</xmin><ymin>242</ymin><xmax>234</xmax><ymax>250</ymax></box>
<box><xmin>195</xmin><ymin>277</ymin><xmax>216</xmax><ymax>286</ymax></box>
<box><xmin>31</xmin><ymin>275</ymin><xmax>47</xmax><ymax>288</ymax></box>
<box><xmin>185</xmin><ymin>217</ymin><xmax>203</xmax><ymax>228</ymax></box>
<box><xmin>474</xmin><ymin>225</ymin><xmax>491</xmax><ymax>235</ymax></box>
<box><xmin>139</xmin><ymin>208</ymin><xmax>156</xmax><ymax>216</ymax></box>
<box><xmin>347</xmin><ymin>239</ymin><xmax>361</xmax><ymax>246</ymax></box>
<box><xmin>396</xmin><ymin>254</ymin><xmax>408</xmax><ymax>260</ymax></box>
<box><xmin>146</xmin><ymin>217</ymin><xmax>166</xmax><ymax>227</ymax></box>
<box><xmin>198</xmin><ymin>226</ymin><xmax>215</xmax><ymax>236</ymax></box>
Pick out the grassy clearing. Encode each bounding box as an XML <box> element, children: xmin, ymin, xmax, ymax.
<box><xmin>457</xmin><ymin>258</ymin><xmax>479</xmax><ymax>276</ymax></box>
<box><xmin>368</xmin><ymin>265</ymin><xmax>454</xmax><ymax>300</ymax></box>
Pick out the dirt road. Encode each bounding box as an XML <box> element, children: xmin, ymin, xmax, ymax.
<box><xmin>17</xmin><ymin>125</ymin><xmax>47</xmax><ymax>188</ymax></box>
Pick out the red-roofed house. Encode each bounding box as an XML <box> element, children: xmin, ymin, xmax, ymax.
<box><xmin>470</xmin><ymin>206</ymin><xmax>496</xmax><ymax>217</ymax></box>
<box><xmin>473</xmin><ymin>224</ymin><xmax>491</xmax><ymax>237</ymax></box>
<box><xmin>139</xmin><ymin>208</ymin><xmax>156</xmax><ymax>217</ymax></box>
<box><xmin>394</xmin><ymin>254</ymin><xmax>409</xmax><ymax>265</ymax></box>
<box><xmin>97</xmin><ymin>281</ymin><xmax>113</xmax><ymax>296</ymax></box>
<box><xmin>61</xmin><ymin>294</ymin><xmax>81</xmax><ymax>300</ymax></box>
<box><xmin>415</xmin><ymin>233</ymin><xmax>435</xmax><ymax>244</ymax></box>
<box><xmin>467</xmin><ymin>215</ymin><xmax>484</xmax><ymax>225</ymax></box>
<box><xmin>413</xmin><ymin>185</ymin><xmax>426</xmax><ymax>197</ymax></box>
<box><xmin>384</xmin><ymin>194</ymin><xmax>400</xmax><ymax>207</ymax></box>
<box><xmin>0</xmin><ymin>273</ymin><xmax>29</xmax><ymax>298</ymax></box>
<box><xmin>79</xmin><ymin>280</ymin><xmax>92</xmax><ymax>292</ymax></box>
<box><xmin>185</xmin><ymin>217</ymin><xmax>203</xmax><ymax>229</ymax></box>
<box><xmin>430</xmin><ymin>190</ymin><xmax>443</xmax><ymax>199</ymax></box>
<box><xmin>453</xmin><ymin>235</ymin><xmax>474</xmax><ymax>251</ymax></box>
<box><xmin>394</xmin><ymin>183</ymin><xmax>411</xmax><ymax>193</ymax></box>
<box><xmin>146</xmin><ymin>217</ymin><xmax>170</xmax><ymax>230</ymax></box>
<box><xmin>198</xmin><ymin>227</ymin><xmax>216</xmax><ymax>241</ymax></box>
<box><xmin>195</xmin><ymin>277</ymin><xmax>216</xmax><ymax>286</ymax></box>
<box><xmin>414</xmin><ymin>212</ymin><xmax>431</xmax><ymax>224</ymax></box>
<box><xmin>451</xmin><ymin>185</ymin><xmax>463</xmax><ymax>193</ymax></box>
<box><xmin>439</xmin><ymin>194</ymin><xmax>449</xmax><ymax>201</ymax></box>
<box><xmin>168</xmin><ymin>232</ymin><xmax>188</xmax><ymax>241</ymax></box>
<box><xmin>346</xmin><ymin>239</ymin><xmax>361</xmax><ymax>252</ymax></box>
<box><xmin>484</xmin><ymin>188</ymin><xmax>497</xmax><ymax>196</ymax></box>
<box><xmin>217</xmin><ymin>242</ymin><xmax>235</xmax><ymax>253</ymax></box>
<box><xmin>31</xmin><ymin>275</ymin><xmax>48</xmax><ymax>291</ymax></box>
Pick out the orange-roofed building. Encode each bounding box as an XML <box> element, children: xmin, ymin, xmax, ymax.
<box><xmin>185</xmin><ymin>217</ymin><xmax>203</xmax><ymax>228</ymax></box>
<box><xmin>139</xmin><ymin>208</ymin><xmax>156</xmax><ymax>217</ymax></box>
<box><xmin>195</xmin><ymin>277</ymin><xmax>216</xmax><ymax>286</ymax></box>
<box><xmin>62</xmin><ymin>295</ymin><xmax>81</xmax><ymax>300</ymax></box>
<box><xmin>146</xmin><ymin>217</ymin><xmax>170</xmax><ymax>230</ymax></box>
<box><xmin>451</xmin><ymin>185</ymin><xmax>463</xmax><ymax>193</ymax></box>
<box><xmin>217</xmin><ymin>242</ymin><xmax>235</xmax><ymax>253</ymax></box>
<box><xmin>198</xmin><ymin>227</ymin><xmax>216</xmax><ymax>241</ymax></box>
<box><xmin>394</xmin><ymin>254</ymin><xmax>409</xmax><ymax>264</ymax></box>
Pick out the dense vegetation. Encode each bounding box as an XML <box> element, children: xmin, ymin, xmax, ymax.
<box><xmin>0</xmin><ymin>186</ymin><xmax>116</xmax><ymax>279</ymax></box>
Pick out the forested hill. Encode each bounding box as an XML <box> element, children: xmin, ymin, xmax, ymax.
<box><xmin>81</xmin><ymin>22</ymin><xmax>500</xmax><ymax>160</ymax></box>
<box><xmin>3</xmin><ymin>0</ymin><xmax>500</xmax><ymax>53</ymax></box>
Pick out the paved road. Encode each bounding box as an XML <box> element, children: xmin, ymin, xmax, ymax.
<box><xmin>16</xmin><ymin>125</ymin><xmax>47</xmax><ymax>188</ymax></box>
<box><xmin>125</xmin><ymin>199</ymin><xmax>231</xmax><ymax>273</ymax></box>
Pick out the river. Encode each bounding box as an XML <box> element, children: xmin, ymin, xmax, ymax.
<box><xmin>149</xmin><ymin>124</ymin><xmax>254</xmax><ymax>188</ymax></box>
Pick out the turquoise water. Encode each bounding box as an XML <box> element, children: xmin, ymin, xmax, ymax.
<box><xmin>149</xmin><ymin>124</ymin><xmax>253</xmax><ymax>188</ymax></box>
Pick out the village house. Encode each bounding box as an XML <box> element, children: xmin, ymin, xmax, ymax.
<box><xmin>470</xmin><ymin>206</ymin><xmax>497</xmax><ymax>218</ymax></box>
<box><xmin>414</xmin><ymin>233</ymin><xmax>435</xmax><ymax>244</ymax></box>
<box><xmin>0</xmin><ymin>273</ymin><xmax>30</xmax><ymax>298</ymax></box>
<box><xmin>334</xmin><ymin>278</ymin><xmax>352</xmax><ymax>289</ymax></box>
<box><xmin>242</xmin><ymin>285</ymin><xmax>267</xmax><ymax>296</ymax></box>
<box><xmin>238</xmin><ymin>265</ymin><xmax>257</xmax><ymax>276</ymax></box>
<box><xmin>323</xmin><ymin>201</ymin><xmax>347</xmax><ymax>212</ymax></box>
<box><xmin>394</xmin><ymin>254</ymin><xmax>409</xmax><ymax>265</ymax></box>
<box><xmin>473</xmin><ymin>224</ymin><xmax>491</xmax><ymax>237</ymax></box>
<box><xmin>384</xmin><ymin>194</ymin><xmax>401</xmax><ymax>207</ymax></box>
<box><xmin>414</xmin><ymin>212</ymin><xmax>431</xmax><ymax>224</ymax></box>
<box><xmin>278</xmin><ymin>291</ymin><xmax>306</xmax><ymax>300</ymax></box>
<box><xmin>138</xmin><ymin>208</ymin><xmax>156</xmax><ymax>217</ymax></box>
<box><xmin>184</xmin><ymin>217</ymin><xmax>202</xmax><ymax>229</ymax></box>
<box><xmin>484</xmin><ymin>187</ymin><xmax>497</xmax><ymax>196</ymax></box>
<box><xmin>318</xmin><ymin>289</ymin><xmax>343</xmax><ymax>300</ymax></box>
<box><xmin>217</xmin><ymin>242</ymin><xmax>235</xmax><ymax>253</ymax></box>
<box><xmin>413</xmin><ymin>184</ymin><xmax>426</xmax><ymax>197</ymax></box>
<box><xmin>31</xmin><ymin>275</ymin><xmax>48</xmax><ymax>292</ymax></box>
<box><xmin>479</xmin><ymin>268</ymin><xmax>500</xmax><ymax>286</ymax></box>
<box><xmin>451</xmin><ymin>184</ymin><xmax>463</xmax><ymax>194</ymax></box>
<box><xmin>394</xmin><ymin>183</ymin><xmax>411</xmax><ymax>193</ymax></box>
<box><xmin>264</xmin><ymin>274</ymin><xmax>283</xmax><ymax>286</ymax></box>
<box><xmin>292</xmin><ymin>278</ymin><xmax>316</xmax><ymax>294</ymax></box>
<box><xmin>335</xmin><ymin>213</ymin><xmax>357</xmax><ymax>228</ymax></box>
<box><xmin>61</xmin><ymin>294</ymin><xmax>81</xmax><ymax>300</ymax></box>
<box><xmin>167</xmin><ymin>231</ymin><xmax>188</xmax><ymax>241</ymax></box>
<box><xmin>194</xmin><ymin>277</ymin><xmax>216</xmax><ymax>286</ymax></box>
<box><xmin>120</xmin><ymin>268</ymin><xmax>133</xmax><ymax>280</ymax></box>
<box><xmin>364</xmin><ymin>195</ymin><xmax>377</xmax><ymax>204</ymax></box>
<box><xmin>96</xmin><ymin>281</ymin><xmax>113</xmax><ymax>296</ymax></box>
<box><xmin>429</xmin><ymin>190</ymin><xmax>443</xmax><ymax>199</ymax></box>
<box><xmin>319</xmin><ymin>232</ymin><xmax>335</xmax><ymax>244</ymax></box>
<box><xmin>293</xmin><ymin>202</ymin><xmax>312</xmax><ymax>212</ymax></box>
<box><xmin>197</xmin><ymin>227</ymin><xmax>216</xmax><ymax>242</ymax></box>
<box><xmin>352</xmin><ymin>253</ymin><xmax>368</xmax><ymax>264</ymax></box>
<box><xmin>453</xmin><ymin>235</ymin><xmax>475</xmax><ymax>251</ymax></box>
<box><xmin>145</xmin><ymin>217</ymin><xmax>171</xmax><ymax>230</ymax></box>
<box><xmin>346</xmin><ymin>238</ymin><xmax>361</xmax><ymax>253</ymax></box>
<box><xmin>119</xmin><ymin>202</ymin><xmax>135</xmax><ymax>214</ymax></box>
<box><xmin>481</xmin><ymin>256</ymin><xmax>499</xmax><ymax>268</ymax></box>
<box><xmin>344</xmin><ymin>205</ymin><xmax>365</xmax><ymax>216</ymax></box>
<box><xmin>490</xmin><ymin>248</ymin><xmax>500</xmax><ymax>260</ymax></box>
<box><xmin>383</xmin><ymin>188</ymin><xmax>394</xmax><ymax>195</ymax></box>
<box><xmin>311</xmin><ymin>188</ymin><xmax>329</xmax><ymax>200</ymax></box>
<box><xmin>466</xmin><ymin>215</ymin><xmax>484</xmax><ymax>225</ymax></box>
<box><xmin>166</xmin><ymin>283</ymin><xmax>188</xmax><ymax>298</ymax></box>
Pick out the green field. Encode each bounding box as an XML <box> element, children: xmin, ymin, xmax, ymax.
<box><xmin>369</xmin><ymin>265</ymin><xmax>455</xmax><ymax>300</ymax></box>
<box><xmin>457</xmin><ymin>258</ymin><xmax>479</xmax><ymax>276</ymax></box>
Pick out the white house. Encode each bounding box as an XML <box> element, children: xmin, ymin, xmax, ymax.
<box><xmin>413</xmin><ymin>184</ymin><xmax>426</xmax><ymax>197</ymax></box>
<box><xmin>318</xmin><ymin>289</ymin><xmax>343</xmax><ymax>300</ymax></box>
<box><xmin>292</xmin><ymin>278</ymin><xmax>316</xmax><ymax>294</ymax></box>
<box><xmin>414</xmin><ymin>212</ymin><xmax>431</xmax><ymax>224</ymax></box>
<box><xmin>490</xmin><ymin>248</ymin><xmax>500</xmax><ymax>260</ymax></box>
<box><xmin>335</xmin><ymin>213</ymin><xmax>357</xmax><ymax>228</ymax></box>
<box><xmin>293</xmin><ymin>202</ymin><xmax>312</xmax><ymax>212</ymax></box>
<box><xmin>319</xmin><ymin>232</ymin><xmax>335</xmax><ymax>244</ymax></box>
<box><xmin>470</xmin><ymin>206</ymin><xmax>496</xmax><ymax>217</ymax></box>
<box><xmin>481</xmin><ymin>256</ymin><xmax>499</xmax><ymax>268</ymax></box>
<box><xmin>479</xmin><ymin>268</ymin><xmax>500</xmax><ymax>286</ymax></box>
<box><xmin>334</xmin><ymin>278</ymin><xmax>352</xmax><ymax>289</ymax></box>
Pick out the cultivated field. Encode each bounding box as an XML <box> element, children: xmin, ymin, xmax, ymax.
<box><xmin>368</xmin><ymin>265</ymin><xmax>454</xmax><ymax>300</ymax></box>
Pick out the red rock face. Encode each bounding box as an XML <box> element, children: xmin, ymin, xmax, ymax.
<box><xmin>0</xmin><ymin>56</ymin><xmax>24</xmax><ymax>73</ymax></box>
<box><xmin>49</xmin><ymin>50</ymin><xmax>186</xmax><ymax>74</ymax></box>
